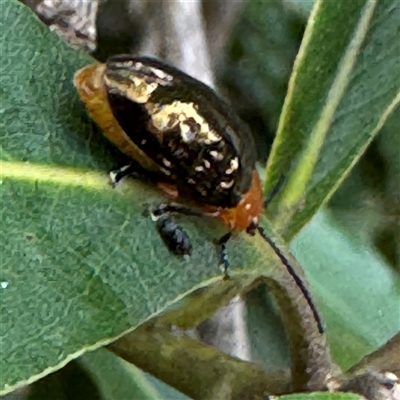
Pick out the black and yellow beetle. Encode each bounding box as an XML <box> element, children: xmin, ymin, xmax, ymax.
<box><xmin>74</xmin><ymin>55</ymin><xmax>264</xmax><ymax>234</ymax></box>
<box><xmin>74</xmin><ymin>55</ymin><xmax>323</xmax><ymax>334</ymax></box>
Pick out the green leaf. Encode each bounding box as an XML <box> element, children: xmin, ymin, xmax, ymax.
<box><xmin>13</xmin><ymin>348</ymin><xmax>189</xmax><ymax>400</ymax></box>
<box><xmin>264</xmin><ymin>0</ymin><xmax>400</xmax><ymax>240</ymax></box>
<box><xmin>3</xmin><ymin>0</ymin><xmax>397</xmax><ymax>397</ymax></box>
<box><xmin>0</xmin><ymin>0</ymin><xmax>330</xmax><ymax>394</ymax></box>
<box><xmin>0</xmin><ymin>0</ymin><xmax>221</xmax><ymax>393</ymax></box>
<box><xmin>277</xmin><ymin>393</ymin><xmax>362</xmax><ymax>400</ymax></box>
<box><xmin>329</xmin><ymin>106</ymin><xmax>400</xmax><ymax>273</ymax></box>
<box><xmin>1</xmin><ymin>164</ymin><xmax>228</xmax><ymax>394</ymax></box>
<box><xmin>25</xmin><ymin>359</ymin><xmax>104</xmax><ymax>400</ymax></box>
<box><xmin>245</xmin><ymin>209</ymin><xmax>399</xmax><ymax>380</ymax></box>
<box><xmin>78</xmin><ymin>348</ymin><xmax>189</xmax><ymax>400</ymax></box>
<box><xmin>292</xmin><ymin>211</ymin><xmax>400</xmax><ymax>371</ymax></box>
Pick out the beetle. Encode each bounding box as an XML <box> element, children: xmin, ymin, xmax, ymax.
<box><xmin>74</xmin><ymin>55</ymin><xmax>323</xmax><ymax>333</ymax></box>
<box><xmin>74</xmin><ymin>55</ymin><xmax>263</xmax><ymax>257</ymax></box>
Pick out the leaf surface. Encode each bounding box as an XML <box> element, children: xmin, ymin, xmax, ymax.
<box><xmin>0</xmin><ymin>1</ymin><xmax>324</xmax><ymax>393</ymax></box>
<box><xmin>2</xmin><ymin>0</ymin><xmax>399</xmax><ymax>396</ymax></box>
<box><xmin>264</xmin><ymin>0</ymin><xmax>400</xmax><ymax>239</ymax></box>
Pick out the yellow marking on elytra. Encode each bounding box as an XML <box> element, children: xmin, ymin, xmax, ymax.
<box><xmin>74</xmin><ymin>63</ymin><xmax>159</xmax><ymax>172</ymax></box>
<box><xmin>104</xmin><ymin>74</ymin><xmax>159</xmax><ymax>104</ymax></box>
<box><xmin>104</xmin><ymin>61</ymin><xmax>173</xmax><ymax>104</ymax></box>
<box><xmin>147</xmin><ymin>101</ymin><xmax>222</xmax><ymax>144</ymax></box>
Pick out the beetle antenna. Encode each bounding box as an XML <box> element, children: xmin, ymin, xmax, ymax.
<box><xmin>256</xmin><ymin>225</ymin><xmax>324</xmax><ymax>334</ymax></box>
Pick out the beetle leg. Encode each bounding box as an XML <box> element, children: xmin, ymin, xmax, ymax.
<box><xmin>215</xmin><ymin>231</ymin><xmax>232</xmax><ymax>278</ymax></box>
<box><xmin>109</xmin><ymin>160</ymin><xmax>160</xmax><ymax>187</ymax></box>
<box><xmin>246</xmin><ymin>220</ymin><xmax>258</xmax><ymax>236</ymax></box>
<box><xmin>109</xmin><ymin>164</ymin><xmax>137</xmax><ymax>187</ymax></box>
<box><xmin>151</xmin><ymin>203</ymin><xmax>211</xmax><ymax>219</ymax></box>
<box><xmin>149</xmin><ymin>203</ymin><xmax>206</xmax><ymax>258</ymax></box>
<box><xmin>151</xmin><ymin>203</ymin><xmax>231</xmax><ymax>276</ymax></box>
<box><xmin>155</xmin><ymin>216</ymin><xmax>192</xmax><ymax>256</ymax></box>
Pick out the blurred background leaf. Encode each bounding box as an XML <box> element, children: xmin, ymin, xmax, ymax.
<box><xmin>219</xmin><ymin>0</ymin><xmax>303</xmax><ymax>161</ymax></box>
<box><xmin>223</xmin><ymin>0</ymin><xmax>399</xmax><ymax>274</ymax></box>
<box><xmin>263</xmin><ymin>0</ymin><xmax>400</xmax><ymax>239</ymax></box>
<box><xmin>0</xmin><ymin>348</ymin><xmax>189</xmax><ymax>400</ymax></box>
